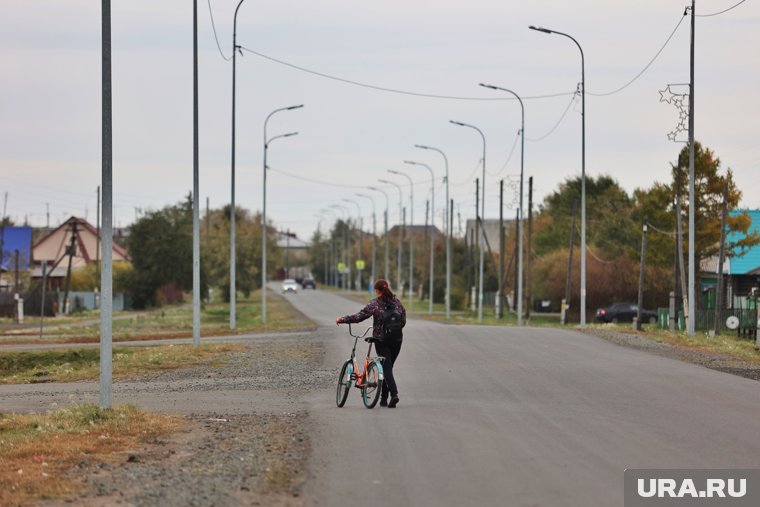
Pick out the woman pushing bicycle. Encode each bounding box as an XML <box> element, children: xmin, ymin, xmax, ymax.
<box><xmin>336</xmin><ymin>279</ymin><xmax>406</xmax><ymax>408</ymax></box>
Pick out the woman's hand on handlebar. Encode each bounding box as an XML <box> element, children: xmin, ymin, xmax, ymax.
<box><xmin>335</xmin><ymin>317</ymin><xmax>344</xmax><ymax>325</ymax></box>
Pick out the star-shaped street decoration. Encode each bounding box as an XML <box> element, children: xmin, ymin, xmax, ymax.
<box><xmin>659</xmin><ymin>85</ymin><xmax>674</xmax><ymax>104</ymax></box>
<box><xmin>660</xmin><ymin>83</ymin><xmax>690</xmax><ymax>143</ymax></box>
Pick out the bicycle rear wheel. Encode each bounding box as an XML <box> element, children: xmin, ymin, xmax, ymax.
<box><xmin>362</xmin><ymin>361</ymin><xmax>382</xmax><ymax>409</ymax></box>
<box><xmin>336</xmin><ymin>360</ymin><xmax>352</xmax><ymax>408</ymax></box>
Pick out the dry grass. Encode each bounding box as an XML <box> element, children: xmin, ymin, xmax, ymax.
<box><xmin>0</xmin><ymin>343</ymin><xmax>246</xmax><ymax>384</ymax></box>
<box><xmin>629</xmin><ymin>326</ymin><xmax>760</xmax><ymax>362</ymax></box>
<box><xmin>0</xmin><ymin>404</ymin><xmax>181</xmax><ymax>506</ymax></box>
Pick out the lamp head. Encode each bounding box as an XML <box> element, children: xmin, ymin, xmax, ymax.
<box><xmin>283</xmin><ymin>131</ymin><xmax>298</xmax><ymax>138</ymax></box>
<box><xmin>414</xmin><ymin>144</ymin><xmax>429</xmax><ymax>150</ymax></box>
<box><xmin>479</xmin><ymin>83</ymin><xmax>498</xmax><ymax>90</ymax></box>
<box><xmin>387</xmin><ymin>169</ymin><xmax>402</xmax><ymax>175</ymax></box>
<box><xmin>403</xmin><ymin>160</ymin><xmax>417</xmax><ymax>166</ymax></box>
<box><xmin>449</xmin><ymin>120</ymin><xmax>465</xmax><ymax>126</ymax></box>
<box><xmin>287</xmin><ymin>104</ymin><xmax>304</xmax><ymax>110</ymax></box>
<box><xmin>529</xmin><ymin>25</ymin><xmax>552</xmax><ymax>34</ymax></box>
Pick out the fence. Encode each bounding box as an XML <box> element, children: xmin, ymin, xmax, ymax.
<box><xmin>658</xmin><ymin>307</ymin><xmax>758</xmax><ymax>334</ymax></box>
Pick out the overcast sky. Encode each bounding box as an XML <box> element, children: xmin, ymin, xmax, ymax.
<box><xmin>1</xmin><ymin>0</ymin><xmax>758</xmax><ymax>242</ymax></box>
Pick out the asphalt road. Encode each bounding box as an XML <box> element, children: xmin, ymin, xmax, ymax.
<box><xmin>3</xmin><ymin>288</ymin><xmax>760</xmax><ymax>507</ymax></box>
<box><xmin>299</xmin><ymin>289</ymin><xmax>760</xmax><ymax>507</ymax></box>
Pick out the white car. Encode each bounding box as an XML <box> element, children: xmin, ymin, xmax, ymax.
<box><xmin>281</xmin><ymin>279</ymin><xmax>298</xmax><ymax>294</ymax></box>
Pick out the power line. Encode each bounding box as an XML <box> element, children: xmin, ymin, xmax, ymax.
<box><xmin>207</xmin><ymin>0</ymin><xmax>231</xmax><ymax>61</ymax></box>
<box><xmin>238</xmin><ymin>46</ymin><xmax>573</xmax><ymax>102</ymax></box>
<box><xmin>587</xmin><ymin>12</ymin><xmax>687</xmax><ymax>97</ymax></box>
<box><xmin>526</xmin><ymin>93</ymin><xmax>577</xmax><ymax>142</ymax></box>
<box><xmin>697</xmin><ymin>0</ymin><xmax>747</xmax><ymax>17</ymax></box>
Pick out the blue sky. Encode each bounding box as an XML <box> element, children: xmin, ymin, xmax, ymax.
<box><xmin>1</xmin><ymin>0</ymin><xmax>758</xmax><ymax>241</ymax></box>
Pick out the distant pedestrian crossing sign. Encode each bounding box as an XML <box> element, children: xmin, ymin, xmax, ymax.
<box><xmin>356</xmin><ymin>260</ymin><xmax>365</xmax><ymax>271</ymax></box>
<box><xmin>337</xmin><ymin>262</ymin><xmax>347</xmax><ymax>273</ymax></box>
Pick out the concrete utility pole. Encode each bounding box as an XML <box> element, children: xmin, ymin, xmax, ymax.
<box><xmin>526</xmin><ymin>176</ymin><xmax>533</xmax><ymax>320</ymax></box>
<box><xmin>498</xmin><ymin>179</ymin><xmax>504</xmax><ymax>318</ymax></box>
<box><xmin>564</xmin><ymin>199</ymin><xmax>578</xmax><ymax>325</ymax></box>
<box><xmin>96</xmin><ymin>186</ymin><xmax>100</xmax><ymax>278</ymax></box>
<box><xmin>404</xmin><ymin>160</ymin><xmax>435</xmax><ymax>313</ymax></box>
<box><xmin>388</xmin><ymin>170</ymin><xmax>414</xmax><ymax>310</ymax></box>
<box><xmin>368</xmin><ymin>186</ymin><xmax>390</xmax><ymax>281</ymax></box>
<box><xmin>636</xmin><ymin>216</ymin><xmax>648</xmax><ymax>331</ymax></box>
<box><xmin>687</xmin><ymin>0</ymin><xmax>696</xmax><ymax>336</ymax></box>
<box><xmin>192</xmin><ymin>0</ymin><xmax>201</xmax><ymax>347</ymax></box>
<box><xmin>379</xmin><ymin>179</ymin><xmax>403</xmax><ymax>293</ymax></box>
<box><xmin>100</xmin><ymin>0</ymin><xmax>114</xmax><ymax>408</ymax></box>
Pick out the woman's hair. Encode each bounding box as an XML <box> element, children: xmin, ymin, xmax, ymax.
<box><xmin>374</xmin><ymin>279</ymin><xmax>395</xmax><ymax>302</ymax></box>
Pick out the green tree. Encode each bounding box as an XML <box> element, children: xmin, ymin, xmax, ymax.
<box><xmin>671</xmin><ymin>142</ymin><xmax>759</xmax><ymax>266</ymax></box>
<box><xmin>202</xmin><ymin>205</ymin><xmax>280</xmax><ymax>302</ymax></box>
<box><xmin>123</xmin><ymin>195</ymin><xmax>207</xmax><ymax>308</ymax></box>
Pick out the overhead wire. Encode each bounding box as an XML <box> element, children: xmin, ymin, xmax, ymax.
<box><xmin>526</xmin><ymin>93</ymin><xmax>577</xmax><ymax>142</ymax></box>
<box><xmin>587</xmin><ymin>12</ymin><xmax>687</xmax><ymax>97</ymax></box>
<box><xmin>697</xmin><ymin>0</ymin><xmax>747</xmax><ymax>17</ymax></box>
<box><xmin>207</xmin><ymin>0</ymin><xmax>232</xmax><ymax>61</ymax></box>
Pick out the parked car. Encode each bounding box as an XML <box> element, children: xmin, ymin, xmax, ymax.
<box><xmin>281</xmin><ymin>279</ymin><xmax>299</xmax><ymax>294</ymax></box>
<box><xmin>301</xmin><ymin>277</ymin><xmax>317</xmax><ymax>290</ymax></box>
<box><xmin>595</xmin><ymin>302</ymin><xmax>657</xmax><ymax>324</ymax></box>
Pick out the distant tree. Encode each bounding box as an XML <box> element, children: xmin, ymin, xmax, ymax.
<box><xmin>534</xmin><ymin>175</ymin><xmax>637</xmax><ymax>258</ymax></box>
<box><xmin>202</xmin><ymin>205</ymin><xmax>280</xmax><ymax>302</ymax></box>
<box><xmin>123</xmin><ymin>195</ymin><xmax>207</xmax><ymax>308</ymax></box>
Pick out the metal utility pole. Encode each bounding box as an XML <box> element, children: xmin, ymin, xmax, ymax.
<box><xmin>526</xmin><ymin>176</ymin><xmax>533</xmax><ymax>320</ymax></box>
<box><xmin>356</xmin><ymin>193</ymin><xmax>377</xmax><ymax>286</ymax></box>
<box><xmin>415</xmin><ymin>145</ymin><xmax>450</xmax><ymax>319</ymax></box>
<box><xmin>368</xmin><ymin>186</ymin><xmax>390</xmax><ymax>281</ymax></box>
<box><xmin>40</xmin><ymin>260</ymin><xmax>48</xmax><ymax>339</ymax></box>
<box><xmin>100</xmin><ymin>0</ymin><xmax>114</xmax><ymax>408</ymax></box>
<box><xmin>498</xmin><ymin>179</ymin><xmax>504</xmax><ymax>318</ymax></box>
<box><xmin>636</xmin><ymin>216</ymin><xmax>648</xmax><ymax>331</ymax></box>
<box><xmin>714</xmin><ymin>182</ymin><xmax>729</xmax><ymax>335</ymax></box>
<box><xmin>388</xmin><ymin>170</ymin><xmax>414</xmax><ymax>309</ymax></box>
<box><xmin>404</xmin><ymin>160</ymin><xmax>435</xmax><ymax>313</ymax></box>
<box><xmin>687</xmin><ymin>0</ymin><xmax>696</xmax><ymax>336</ymax></box>
<box><xmin>229</xmin><ymin>0</ymin><xmax>246</xmax><ymax>330</ymax></box>
<box><xmin>528</xmin><ymin>26</ymin><xmax>585</xmax><ymax>327</ymax></box>
<box><xmin>262</xmin><ymin>105</ymin><xmax>301</xmax><ymax>323</ymax></box>
<box><xmin>379</xmin><ymin>179</ymin><xmax>403</xmax><ymax>293</ymax></box>
<box><xmin>192</xmin><ymin>0</ymin><xmax>201</xmax><ymax>346</ymax></box>
<box><xmin>450</xmin><ymin>120</ymin><xmax>486</xmax><ymax>321</ymax></box>
<box><xmin>479</xmin><ymin>84</ymin><xmax>526</xmax><ymax>325</ymax></box>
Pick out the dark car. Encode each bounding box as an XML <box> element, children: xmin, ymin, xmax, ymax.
<box><xmin>301</xmin><ymin>278</ymin><xmax>317</xmax><ymax>290</ymax></box>
<box><xmin>595</xmin><ymin>302</ymin><xmax>657</xmax><ymax>324</ymax></box>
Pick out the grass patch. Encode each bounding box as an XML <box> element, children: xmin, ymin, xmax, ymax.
<box><xmin>0</xmin><ymin>289</ymin><xmax>314</xmax><ymax>344</ymax></box>
<box><xmin>0</xmin><ymin>343</ymin><xmax>245</xmax><ymax>384</ymax></box>
<box><xmin>604</xmin><ymin>325</ymin><xmax>760</xmax><ymax>362</ymax></box>
<box><xmin>0</xmin><ymin>404</ymin><xmax>180</xmax><ymax>506</ymax></box>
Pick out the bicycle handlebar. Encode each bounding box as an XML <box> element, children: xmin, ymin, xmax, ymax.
<box><xmin>347</xmin><ymin>323</ymin><xmax>372</xmax><ymax>339</ymax></box>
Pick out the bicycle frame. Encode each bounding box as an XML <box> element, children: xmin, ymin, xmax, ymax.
<box><xmin>347</xmin><ymin>324</ymin><xmax>384</xmax><ymax>390</ymax></box>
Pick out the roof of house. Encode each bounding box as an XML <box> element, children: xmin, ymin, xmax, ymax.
<box><xmin>727</xmin><ymin>209</ymin><xmax>760</xmax><ymax>275</ymax></box>
<box><xmin>32</xmin><ymin>216</ymin><xmax>129</xmax><ymax>269</ymax></box>
<box><xmin>0</xmin><ymin>226</ymin><xmax>33</xmax><ymax>270</ymax></box>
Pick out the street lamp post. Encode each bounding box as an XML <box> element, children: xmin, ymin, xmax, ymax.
<box><xmin>379</xmin><ymin>179</ymin><xmax>404</xmax><ymax>294</ymax></box>
<box><xmin>343</xmin><ymin>198</ymin><xmax>363</xmax><ymax>290</ymax></box>
<box><xmin>415</xmin><ymin>144</ymin><xmax>451</xmax><ymax>319</ymax></box>
<box><xmin>404</xmin><ymin>160</ymin><xmax>435</xmax><ymax>314</ymax></box>
<box><xmin>229</xmin><ymin>0</ymin><xmax>246</xmax><ymax>330</ymax></box>
<box><xmin>368</xmin><ymin>186</ymin><xmax>390</xmax><ymax>282</ymax></box>
<box><xmin>450</xmin><ymin>120</ymin><xmax>486</xmax><ymax>322</ymax></box>
<box><xmin>262</xmin><ymin>105</ymin><xmax>302</xmax><ymax>324</ymax></box>
<box><xmin>529</xmin><ymin>25</ymin><xmax>586</xmax><ymax>327</ymax></box>
<box><xmin>331</xmin><ymin>204</ymin><xmax>352</xmax><ymax>290</ymax></box>
<box><xmin>388</xmin><ymin>170</ymin><xmax>414</xmax><ymax>310</ymax></box>
<box><xmin>479</xmin><ymin>83</ymin><xmax>525</xmax><ymax>326</ymax></box>
<box><xmin>356</xmin><ymin>193</ymin><xmax>377</xmax><ymax>287</ymax></box>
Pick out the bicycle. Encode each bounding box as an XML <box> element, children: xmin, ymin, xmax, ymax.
<box><xmin>336</xmin><ymin>324</ymin><xmax>385</xmax><ymax>409</ymax></box>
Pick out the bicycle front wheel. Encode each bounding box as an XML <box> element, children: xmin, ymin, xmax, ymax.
<box><xmin>336</xmin><ymin>360</ymin><xmax>352</xmax><ymax>408</ymax></box>
<box><xmin>362</xmin><ymin>361</ymin><xmax>382</xmax><ymax>409</ymax></box>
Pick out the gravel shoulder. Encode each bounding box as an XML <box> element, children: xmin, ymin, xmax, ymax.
<box><xmin>21</xmin><ymin>331</ymin><xmax>336</xmax><ymax>507</ymax></box>
<box><xmin>583</xmin><ymin>327</ymin><xmax>760</xmax><ymax>381</ymax></box>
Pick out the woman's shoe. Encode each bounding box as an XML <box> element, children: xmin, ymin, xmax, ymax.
<box><xmin>388</xmin><ymin>396</ymin><xmax>400</xmax><ymax>408</ymax></box>
<box><xmin>380</xmin><ymin>398</ymin><xmax>388</xmax><ymax>407</ymax></box>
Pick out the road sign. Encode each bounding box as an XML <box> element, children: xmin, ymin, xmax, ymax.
<box><xmin>356</xmin><ymin>260</ymin><xmax>365</xmax><ymax>271</ymax></box>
